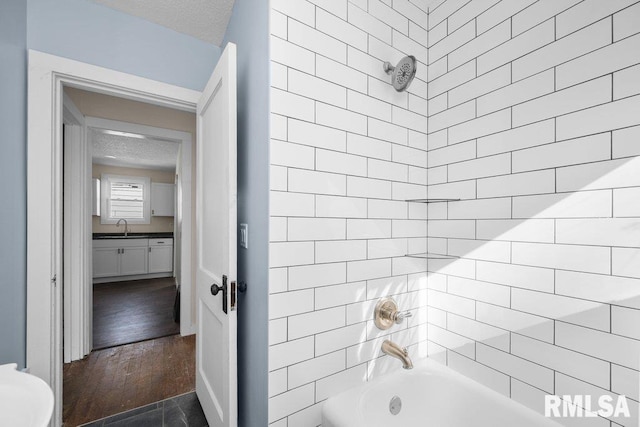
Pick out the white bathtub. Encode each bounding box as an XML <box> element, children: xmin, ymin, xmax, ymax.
<box><xmin>322</xmin><ymin>359</ymin><xmax>563</xmax><ymax>427</ymax></box>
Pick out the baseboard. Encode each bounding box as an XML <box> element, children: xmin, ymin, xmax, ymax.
<box><xmin>93</xmin><ymin>272</ymin><xmax>173</xmax><ymax>284</ymax></box>
<box><xmin>181</xmin><ymin>323</ymin><xmax>196</xmax><ymax>337</ymax></box>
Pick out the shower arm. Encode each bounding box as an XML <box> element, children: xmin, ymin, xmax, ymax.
<box><xmin>383</xmin><ymin>61</ymin><xmax>395</xmax><ymax>75</ymax></box>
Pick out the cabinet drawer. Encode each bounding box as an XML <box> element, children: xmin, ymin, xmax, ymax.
<box><xmin>149</xmin><ymin>238</ymin><xmax>173</xmax><ymax>246</ymax></box>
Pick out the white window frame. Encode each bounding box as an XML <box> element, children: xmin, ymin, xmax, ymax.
<box><xmin>100</xmin><ymin>173</ymin><xmax>151</xmax><ymax>224</ymax></box>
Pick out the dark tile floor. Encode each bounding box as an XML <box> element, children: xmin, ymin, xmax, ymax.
<box><xmin>79</xmin><ymin>392</ymin><xmax>207</xmax><ymax>427</ymax></box>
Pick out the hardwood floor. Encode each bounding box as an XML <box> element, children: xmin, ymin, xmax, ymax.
<box><xmin>63</xmin><ymin>334</ymin><xmax>196</xmax><ymax>427</ymax></box>
<box><xmin>93</xmin><ymin>277</ymin><xmax>180</xmax><ymax>349</ymax></box>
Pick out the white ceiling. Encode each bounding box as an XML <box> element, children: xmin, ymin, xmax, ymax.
<box><xmin>89</xmin><ymin>0</ymin><xmax>236</xmax><ymax>45</ymax></box>
<box><xmin>91</xmin><ymin>128</ymin><xmax>180</xmax><ymax>171</ymax></box>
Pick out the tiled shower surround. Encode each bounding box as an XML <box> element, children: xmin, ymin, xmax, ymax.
<box><xmin>268</xmin><ymin>0</ymin><xmax>640</xmax><ymax>426</ymax></box>
<box><xmin>268</xmin><ymin>0</ymin><xmax>430</xmax><ymax>424</ymax></box>
<box><xmin>425</xmin><ymin>0</ymin><xmax>640</xmax><ymax>426</ymax></box>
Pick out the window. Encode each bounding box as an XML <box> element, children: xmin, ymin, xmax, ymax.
<box><xmin>100</xmin><ymin>174</ymin><xmax>151</xmax><ymax>224</ymax></box>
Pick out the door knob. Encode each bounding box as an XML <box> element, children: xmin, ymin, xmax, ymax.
<box><xmin>210</xmin><ymin>275</ymin><xmax>228</xmax><ymax>314</ymax></box>
<box><xmin>238</xmin><ymin>281</ymin><xmax>247</xmax><ymax>293</ymax></box>
<box><xmin>210</xmin><ymin>283</ymin><xmax>226</xmax><ymax>296</ymax></box>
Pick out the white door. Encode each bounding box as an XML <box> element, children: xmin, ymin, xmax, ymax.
<box><xmin>195</xmin><ymin>43</ymin><xmax>238</xmax><ymax>427</ymax></box>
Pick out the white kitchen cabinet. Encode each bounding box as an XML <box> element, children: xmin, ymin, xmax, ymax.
<box><xmin>119</xmin><ymin>246</ymin><xmax>149</xmax><ymax>275</ymax></box>
<box><xmin>93</xmin><ymin>239</ymin><xmax>149</xmax><ymax>278</ymax></box>
<box><xmin>93</xmin><ymin>247</ymin><xmax>119</xmax><ymax>278</ymax></box>
<box><xmin>151</xmin><ymin>182</ymin><xmax>175</xmax><ymax>216</ymax></box>
<box><xmin>148</xmin><ymin>238</ymin><xmax>173</xmax><ymax>273</ymax></box>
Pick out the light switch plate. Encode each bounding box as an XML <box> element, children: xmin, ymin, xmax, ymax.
<box><xmin>240</xmin><ymin>223</ymin><xmax>248</xmax><ymax>249</ymax></box>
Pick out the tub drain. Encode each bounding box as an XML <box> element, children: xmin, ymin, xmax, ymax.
<box><xmin>389</xmin><ymin>395</ymin><xmax>402</xmax><ymax>415</ymax></box>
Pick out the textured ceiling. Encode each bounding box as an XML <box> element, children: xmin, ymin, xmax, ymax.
<box><xmin>91</xmin><ymin>129</ymin><xmax>180</xmax><ymax>171</ymax></box>
<box><xmin>90</xmin><ymin>0</ymin><xmax>236</xmax><ymax>45</ymax></box>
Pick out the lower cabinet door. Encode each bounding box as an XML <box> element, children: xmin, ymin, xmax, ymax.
<box><xmin>119</xmin><ymin>246</ymin><xmax>149</xmax><ymax>276</ymax></box>
<box><xmin>93</xmin><ymin>248</ymin><xmax>120</xmax><ymax>278</ymax></box>
<box><xmin>148</xmin><ymin>246</ymin><xmax>173</xmax><ymax>273</ymax></box>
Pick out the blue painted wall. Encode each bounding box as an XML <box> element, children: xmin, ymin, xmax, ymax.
<box><xmin>222</xmin><ymin>0</ymin><xmax>270</xmax><ymax>425</ymax></box>
<box><xmin>27</xmin><ymin>0</ymin><xmax>221</xmax><ymax>91</ymax></box>
<box><xmin>0</xmin><ymin>0</ymin><xmax>28</xmax><ymax>367</ymax></box>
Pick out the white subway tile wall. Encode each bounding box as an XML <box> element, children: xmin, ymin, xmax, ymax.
<box><xmin>268</xmin><ymin>0</ymin><xmax>640</xmax><ymax>425</ymax></box>
<box><xmin>269</xmin><ymin>0</ymin><xmax>429</xmax><ymax>425</ymax></box>
<box><xmin>426</xmin><ymin>1</ymin><xmax>640</xmax><ymax>427</ymax></box>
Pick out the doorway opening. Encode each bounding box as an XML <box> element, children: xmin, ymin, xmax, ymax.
<box><xmin>27</xmin><ymin>47</ymin><xmax>238</xmax><ymax>427</ymax></box>
<box><xmin>60</xmin><ymin>87</ymin><xmax>200</xmax><ymax>425</ymax></box>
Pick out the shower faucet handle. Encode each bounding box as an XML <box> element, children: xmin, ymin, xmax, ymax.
<box><xmin>394</xmin><ymin>310</ymin><xmax>413</xmax><ymax>324</ymax></box>
<box><xmin>374</xmin><ymin>298</ymin><xmax>414</xmax><ymax>330</ymax></box>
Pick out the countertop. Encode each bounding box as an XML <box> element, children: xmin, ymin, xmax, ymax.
<box><xmin>92</xmin><ymin>232</ymin><xmax>174</xmax><ymax>240</ymax></box>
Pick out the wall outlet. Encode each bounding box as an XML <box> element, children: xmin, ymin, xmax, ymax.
<box><xmin>240</xmin><ymin>223</ymin><xmax>248</xmax><ymax>249</ymax></box>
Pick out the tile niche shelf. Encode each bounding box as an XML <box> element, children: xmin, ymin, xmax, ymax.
<box><xmin>405</xmin><ymin>197</ymin><xmax>461</xmax><ymax>260</ymax></box>
<box><xmin>405</xmin><ymin>198</ymin><xmax>461</xmax><ymax>203</ymax></box>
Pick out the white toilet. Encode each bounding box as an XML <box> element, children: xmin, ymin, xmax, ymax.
<box><xmin>0</xmin><ymin>363</ymin><xmax>54</xmax><ymax>427</ymax></box>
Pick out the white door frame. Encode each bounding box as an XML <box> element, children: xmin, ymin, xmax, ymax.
<box><xmin>84</xmin><ymin>116</ymin><xmax>195</xmax><ymax>336</ymax></box>
<box><xmin>62</xmin><ymin>93</ymin><xmax>92</xmax><ymax>363</ymax></box>
<box><xmin>27</xmin><ymin>49</ymin><xmax>201</xmax><ymax>427</ymax></box>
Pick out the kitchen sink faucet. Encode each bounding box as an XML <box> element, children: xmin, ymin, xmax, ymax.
<box><xmin>116</xmin><ymin>218</ymin><xmax>129</xmax><ymax>237</ymax></box>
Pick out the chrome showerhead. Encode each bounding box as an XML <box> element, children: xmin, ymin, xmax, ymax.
<box><xmin>383</xmin><ymin>55</ymin><xmax>417</xmax><ymax>92</ymax></box>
